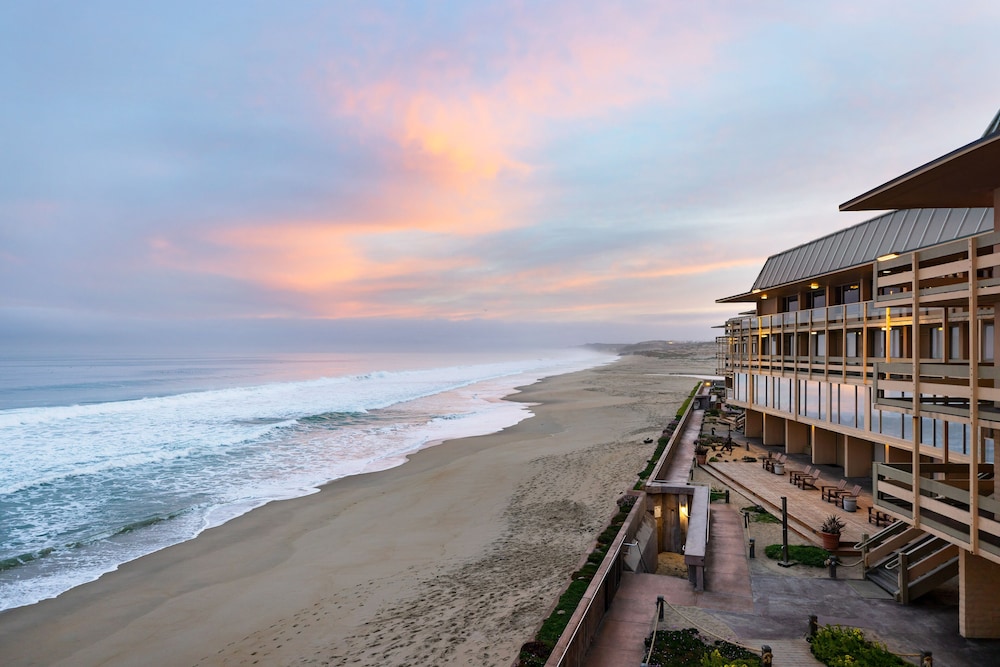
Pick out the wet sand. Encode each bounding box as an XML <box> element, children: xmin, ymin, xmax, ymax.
<box><xmin>0</xmin><ymin>352</ymin><xmax>714</xmax><ymax>666</ymax></box>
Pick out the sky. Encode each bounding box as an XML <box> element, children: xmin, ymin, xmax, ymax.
<box><xmin>2</xmin><ymin>1</ymin><xmax>1000</xmax><ymax>353</ymax></box>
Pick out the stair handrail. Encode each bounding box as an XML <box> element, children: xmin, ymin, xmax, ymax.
<box><xmin>882</xmin><ymin>534</ymin><xmax>943</xmax><ymax>570</ymax></box>
<box><xmin>853</xmin><ymin>518</ymin><xmax>907</xmax><ymax>551</ymax></box>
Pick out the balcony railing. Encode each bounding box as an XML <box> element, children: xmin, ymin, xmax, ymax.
<box><xmin>874</xmin><ymin>463</ymin><xmax>1000</xmax><ymax>563</ymax></box>
<box><xmin>874</xmin><ymin>230</ymin><xmax>1000</xmax><ymax>308</ymax></box>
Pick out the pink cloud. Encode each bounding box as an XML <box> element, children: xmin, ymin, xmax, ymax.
<box><xmin>323</xmin><ymin>4</ymin><xmax>731</xmax><ymax>185</ymax></box>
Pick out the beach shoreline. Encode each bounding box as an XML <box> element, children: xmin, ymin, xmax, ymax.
<box><xmin>0</xmin><ymin>353</ymin><xmax>712</xmax><ymax>666</ymax></box>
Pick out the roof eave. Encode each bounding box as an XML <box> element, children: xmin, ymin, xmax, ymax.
<box><xmin>716</xmin><ymin>291</ymin><xmax>758</xmax><ymax>304</ymax></box>
<box><xmin>840</xmin><ymin>132</ymin><xmax>1000</xmax><ymax>211</ymax></box>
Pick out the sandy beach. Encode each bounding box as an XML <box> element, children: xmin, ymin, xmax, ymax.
<box><xmin>0</xmin><ymin>352</ymin><xmax>714</xmax><ymax>666</ymax></box>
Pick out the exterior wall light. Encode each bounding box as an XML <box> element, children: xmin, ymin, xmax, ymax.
<box><xmin>877</xmin><ymin>253</ymin><xmax>899</xmax><ymax>261</ymax></box>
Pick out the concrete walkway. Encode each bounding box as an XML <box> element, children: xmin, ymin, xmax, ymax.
<box><xmin>581</xmin><ymin>427</ymin><xmax>1000</xmax><ymax>667</ymax></box>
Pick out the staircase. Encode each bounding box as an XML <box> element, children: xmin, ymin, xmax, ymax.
<box><xmin>859</xmin><ymin>522</ymin><xmax>959</xmax><ymax>603</ymax></box>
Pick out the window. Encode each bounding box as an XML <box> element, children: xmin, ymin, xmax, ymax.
<box><xmin>777</xmin><ymin>378</ymin><xmax>792</xmax><ymax>413</ymax></box>
<box><xmin>871</xmin><ymin>329</ymin><xmax>885</xmax><ymax>358</ymax></box>
<box><xmin>949</xmin><ymin>324</ymin><xmax>963</xmax><ymax>360</ymax></box>
<box><xmin>889</xmin><ymin>328</ymin><xmax>904</xmax><ymax>358</ymax></box>
<box><xmin>808</xmin><ymin>290</ymin><xmax>826</xmax><ymax>309</ymax></box>
<box><xmin>947</xmin><ymin>421</ymin><xmax>969</xmax><ymax>455</ymax></box>
<box><xmin>800</xmin><ymin>380</ymin><xmax>822</xmax><ymax>419</ymax></box>
<box><xmin>846</xmin><ymin>330</ymin><xmax>861</xmax><ymax>358</ymax></box>
<box><xmin>838</xmin><ymin>284</ymin><xmax>861</xmax><ymax>304</ymax></box>
<box><xmin>928</xmin><ymin>326</ymin><xmax>943</xmax><ymax>360</ymax></box>
<box><xmin>753</xmin><ymin>375</ymin><xmax>769</xmax><ymax>407</ymax></box>
<box><xmin>813</xmin><ymin>332</ymin><xmax>826</xmax><ymax>357</ymax></box>
<box><xmin>837</xmin><ymin>385</ymin><xmax>857</xmax><ymax>427</ymax></box>
<box><xmin>783</xmin><ymin>295</ymin><xmax>799</xmax><ymax>312</ymax></box>
<box><xmin>921</xmin><ymin>417</ymin><xmax>944</xmax><ymax>448</ymax></box>
<box><xmin>983</xmin><ymin>323</ymin><xmax>995</xmax><ymax>361</ymax></box>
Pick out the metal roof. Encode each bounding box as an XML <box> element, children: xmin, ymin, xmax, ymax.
<box><xmin>750</xmin><ymin>207</ymin><xmax>993</xmax><ymax>292</ymax></box>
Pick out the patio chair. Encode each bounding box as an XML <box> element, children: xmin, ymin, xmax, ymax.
<box><xmin>821</xmin><ymin>480</ymin><xmax>847</xmax><ymax>502</ymax></box>
<box><xmin>788</xmin><ymin>465</ymin><xmax>813</xmax><ymax>485</ymax></box>
<box><xmin>835</xmin><ymin>484</ymin><xmax>863</xmax><ymax>508</ymax></box>
<box><xmin>797</xmin><ymin>468</ymin><xmax>821</xmax><ymax>490</ymax></box>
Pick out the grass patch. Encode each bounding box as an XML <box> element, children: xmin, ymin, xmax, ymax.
<box><xmin>741</xmin><ymin>505</ymin><xmax>780</xmax><ymax>523</ymax></box>
<box><xmin>764</xmin><ymin>543</ymin><xmax>830</xmax><ymax>567</ymax></box>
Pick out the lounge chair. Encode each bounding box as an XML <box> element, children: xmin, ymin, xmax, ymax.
<box><xmin>835</xmin><ymin>484</ymin><xmax>863</xmax><ymax>508</ymax></box>
<box><xmin>789</xmin><ymin>465</ymin><xmax>813</xmax><ymax>485</ymax></box>
<box><xmin>868</xmin><ymin>506</ymin><xmax>896</xmax><ymax>526</ymax></box>
<box><xmin>797</xmin><ymin>468</ymin><xmax>821</xmax><ymax>490</ymax></box>
<box><xmin>821</xmin><ymin>480</ymin><xmax>847</xmax><ymax>502</ymax></box>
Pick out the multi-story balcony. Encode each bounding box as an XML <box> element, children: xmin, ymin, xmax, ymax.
<box><xmin>722</xmin><ymin>297</ymin><xmax>999</xmax><ymax>428</ymax></box>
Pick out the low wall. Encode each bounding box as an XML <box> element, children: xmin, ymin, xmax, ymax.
<box><xmin>543</xmin><ymin>494</ymin><xmax>646</xmax><ymax>667</ymax></box>
<box><xmin>542</xmin><ymin>385</ymin><xmax>702</xmax><ymax>666</ymax></box>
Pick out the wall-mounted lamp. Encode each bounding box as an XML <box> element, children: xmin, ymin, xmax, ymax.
<box><xmin>760</xmin><ymin>294</ymin><xmax>768</xmax><ymax>299</ymax></box>
<box><xmin>679</xmin><ymin>495</ymin><xmax>689</xmax><ymax>519</ymax></box>
<box><xmin>877</xmin><ymin>253</ymin><xmax>899</xmax><ymax>262</ymax></box>
<box><xmin>809</xmin><ymin>282</ymin><xmax>820</xmax><ymax>290</ymax></box>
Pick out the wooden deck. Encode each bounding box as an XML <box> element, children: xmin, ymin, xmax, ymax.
<box><xmin>699</xmin><ymin>447</ymin><xmax>877</xmax><ymax>548</ymax></box>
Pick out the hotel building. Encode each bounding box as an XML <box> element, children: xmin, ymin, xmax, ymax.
<box><xmin>716</xmin><ymin>111</ymin><xmax>1000</xmax><ymax>638</ymax></box>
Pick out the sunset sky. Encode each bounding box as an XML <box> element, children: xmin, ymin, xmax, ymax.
<box><xmin>3</xmin><ymin>2</ymin><xmax>1000</xmax><ymax>351</ymax></box>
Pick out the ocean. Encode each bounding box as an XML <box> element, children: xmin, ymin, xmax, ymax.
<box><xmin>0</xmin><ymin>349</ymin><xmax>613</xmax><ymax>612</ymax></box>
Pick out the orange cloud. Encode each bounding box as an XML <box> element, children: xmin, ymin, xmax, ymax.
<box><xmin>325</xmin><ymin>6</ymin><xmax>729</xmax><ymax>186</ymax></box>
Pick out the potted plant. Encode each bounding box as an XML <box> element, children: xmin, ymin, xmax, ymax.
<box><xmin>819</xmin><ymin>515</ymin><xmax>845</xmax><ymax>551</ymax></box>
<box><xmin>695</xmin><ymin>445</ymin><xmax>709</xmax><ymax>465</ymax></box>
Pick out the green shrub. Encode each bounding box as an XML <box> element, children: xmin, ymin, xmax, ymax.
<box><xmin>701</xmin><ymin>648</ymin><xmax>759</xmax><ymax>667</ymax></box>
<box><xmin>810</xmin><ymin>625</ymin><xmax>906</xmax><ymax>666</ymax></box>
<box><xmin>646</xmin><ymin>628</ymin><xmax>762</xmax><ymax>667</ymax></box>
<box><xmin>675</xmin><ymin>383</ymin><xmax>700</xmax><ymax>419</ymax></box>
<box><xmin>586</xmin><ymin>548</ymin><xmax>607</xmax><ymax>564</ymax></box>
<box><xmin>597</xmin><ymin>525</ymin><xmax>620</xmax><ymax>545</ymax></box>
<box><xmin>763</xmin><ymin>544</ymin><xmax>830</xmax><ymax>567</ymax></box>
<box><xmin>534</xmin><ymin>578</ymin><xmax>590</xmax><ymax>647</ymax></box>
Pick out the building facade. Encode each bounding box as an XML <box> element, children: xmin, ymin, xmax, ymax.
<box><xmin>717</xmin><ymin>112</ymin><xmax>1000</xmax><ymax>638</ymax></box>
